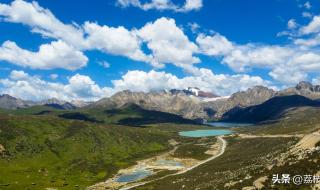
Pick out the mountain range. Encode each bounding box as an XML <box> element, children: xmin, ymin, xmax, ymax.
<box><xmin>1</xmin><ymin>81</ymin><xmax>320</xmax><ymax>122</ymax></box>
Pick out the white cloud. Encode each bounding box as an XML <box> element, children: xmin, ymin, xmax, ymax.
<box><xmin>302</xmin><ymin>12</ymin><xmax>312</xmax><ymax>18</ymax></box>
<box><xmin>269</xmin><ymin>66</ymin><xmax>307</xmax><ymax>84</ymax></box>
<box><xmin>83</xmin><ymin>22</ymin><xmax>150</xmax><ymax>62</ymax></box>
<box><xmin>50</xmin><ymin>74</ymin><xmax>58</xmax><ymax>80</ymax></box>
<box><xmin>98</xmin><ymin>61</ymin><xmax>111</xmax><ymax>68</ymax></box>
<box><xmin>182</xmin><ymin>0</ymin><xmax>202</xmax><ymax>12</ymax></box>
<box><xmin>112</xmin><ymin>69</ymin><xmax>271</xmax><ymax>96</ymax></box>
<box><xmin>137</xmin><ymin>17</ymin><xmax>200</xmax><ymax>72</ymax></box>
<box><xmin>196</xmin><ymin>33</ymin><xmax>234</xmax><ymax>56</ymax></box>
<box><xmin>1</xmin><ymin>0</ymin><xmax>320</xmax><ymax>89</ymax></box>
<box><xmin>0</xmin><ymin>69</ymin><xmax>272</xmax><ymax>101</ymax></box>
<box><xmin>116</xmin><ymin>0</ymin><xmax>202</xmax><ymax>12</ymax></box>
<box><xmin>9</xmin><ymin>70</ymin><xmax>29</xmax><ymax>80</ymax></box>
<box><xmin>287</xmin><ymin>19</ymin><xmax>298</xmax><ymax>30</ymax></box>
<box><xmin>188</xmin><ymin>22</ymin><xmax>200</xmax><ymax>33</ymax></box>
<box><xmin>0</xmin><ymin>40</ymin><xmax>88</xmax><ymax>70</ymax></box>
<box><xmin>0</xmin><ymin>0</ymin><xmax>149</xmax><ymax>69</ymax></box>
<box><xmin>0</xmin><ymin>0</ymin><xmax>85</xmax><ymax>48</ymax></box>
<box><xmin>197</xmin><ymin>31</ymin><xmax>320</xmax><ymax>85</ymax></box>
<box><xmin>0</xmin><ymin>70</ymin><xmax>113</xmax><ymax>101</ymax></box>
<box><xmin>304</xmin><ymin>1</ymin><xmax>311</xmax><ymax>9</ymax></box>
<box><xmin>300</xmin><ymin>15</ymin><xmax>320</xmax><ymax>35</ymax></box>
<box><xmin>0</xmin><ymin>1</ymin><xmax>200</xmax><ymax>72</ymax></box>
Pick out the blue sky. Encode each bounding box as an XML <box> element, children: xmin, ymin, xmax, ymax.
<box><xmin>0</xmin><ymin>0</ymin><xmax>320</xmax><ymax>101</ymax></box>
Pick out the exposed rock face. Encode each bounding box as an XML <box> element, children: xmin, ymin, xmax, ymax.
<box><xmin>277</xmin><ymin>81</ymin><xmax>320</xmax><ymax>100</ymax></box>
<box><xmin>204</xmin><ymin>86</ymin><xmax>276</xmax><ymax>118</ymax></box>
<box><xmin>90</xmin><ymin>90</ymin><xmax>209</xmax><ymax>119</ymax></box>
<box><xmin>89</xmin><ymin>86</ymin><xmax>275</xmax><ymax>120</ymax></box>
<box><xmin>170</xmin><ymin>87</ymin><xmax>218</xmax><ymax>98</ymax></box>
<box><xmin>221</xmin><ymin>95</ymin><xmax>320</xmax><ymax>123</ymax></box>
<box><xmin>1</xmin><ymin>81</ymin><xmax>319</xmax><ymax>119</ymax></box>
<box><xmin>40</xmin><ymin>98</ymin><xmax>76</xmax><ymax>110</ymax></box>
<box><xmin>71</xmin><ymin>100</ymin><xmax>91</xmax><ymax>107</ymax></box>
<box><xmin>0</xmin><ymin>94</ymin><xmax>33</xmax><ymax>109</ymax></box>
<box><xmin>0</xmin><ymin>95</ymin><xmax>80</xmax><ymax>110</ymax></box>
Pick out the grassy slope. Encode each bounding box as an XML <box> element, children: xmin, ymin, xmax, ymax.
<box><xmin>5</xmin><ymin>103</ymin><xmax>197</xmax><ymax>127</ymax></box>
<box><xmin>222</xmin><ymin>95</ymin><xmax>320</xmax><ymax>123</ymax></box>
<box><xmin>135</xmin><ymin>107</ymin><xmax>320</xmax><ymax>190</ymax></box>
<box><xmin>136</xmin><ymin>137</ymin><xmax>298</xmax><ymax>190</ymax></box>
<box><xmin>0</xmin><ymin>114</ymin><xmax>177</xmax><ymax>189</ymax></box>
<box><xmin>0</xmin><ymin>102</ymin><xmax>208</xmax><ymax>190</ymax></box>
<box><xmin>238</xmin><ymin>107</ymin><xmax>320</xmax><ymax>135</ymax></box>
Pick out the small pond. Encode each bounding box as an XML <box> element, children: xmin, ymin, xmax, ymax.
<box><xmin>115</xmin><ymin>168</ymin><xmax>153</xmax><ymax>183</ymax></box>
<box><xmin>155</xmin><ymin>159</ymin><xmax>183</xmax><ymax>167</ymax></box>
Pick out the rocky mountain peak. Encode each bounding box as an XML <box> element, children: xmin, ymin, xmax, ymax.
<box><xmin>295</xmin><ymin>81</ymin><xmax>320</xmax><ymax>93</ymax></box>
<box><xmin>296</xmin><ymin>81</ymin><xmax>313</xmax><ymax>91</ymax></box>
<box><xmin>0</xmin><ymin>94</ymin><xmax>30</xmax><ymax>110</ymax></box>
<box><xmin>0</xmin><ymin>94</ymin><xmax>18</xmax><ymax>100</ymax></box>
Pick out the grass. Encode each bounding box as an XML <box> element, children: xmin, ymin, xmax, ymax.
<box><xmin>135</xmin><ymin>137</ymin><xmax>298</xmax><ymax>190</ymax></box>
<box><xmin>238</xmin><ymin>107</ymin><xmax>320</xmax><ymax>135</ymax></box>
<box><xmin>0</xmin><ymin>114</ymin><xmax>182</xmax><ymax>189</ymax></box>
<box><xmin>173</xmin><ymin>137</ymin><xmax>217</xmax><ymax>160</ymax></box>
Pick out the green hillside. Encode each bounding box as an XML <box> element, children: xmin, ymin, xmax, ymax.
<box><xmin>0</xmin><ymin>114</ymin><xmax>174</xmax><ymax>189</ymax></box>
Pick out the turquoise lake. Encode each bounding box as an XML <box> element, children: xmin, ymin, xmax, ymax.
<box><xmin>207</xmin><ymin>122</ymin><xmax>252</xmax><ymax>128</ymax></box>
<box><xmin>179</xmin><ymin>129</ymin><xmax>233</xmax><ymax>137</ymax></box>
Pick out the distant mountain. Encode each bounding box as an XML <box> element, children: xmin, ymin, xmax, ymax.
<box><xmin>2</xmin><ymin>81</ymin><xmax>320</xmax><ymax>119</ymax></box>
<box><xmin>204</xmin><ymin>86</ymin><xmax>276</xmax><ymax>119</ymax></box>
<box><xmin>169</xmin><ymin>87</ymin><xmax>218</xmax><ymax>99</ymax></box>
<box><xmin>221</xmin><ymin>95</ymin><xmax>320</xmax><ymax>123</ymax></box>
<box><xmin>88</xmin><ymin>86</ymin><xmax>276</xmax><ymax>120</ymax></box>
<box><xmin>277</xmin><ymin>81</ymin><xmax>320</xmax><ymax>100</ymax></box>
<box><xmin>40</xmin><ymin>98</ymin><xmax>76</xmax><ymax>110</ymax></box>
<box><xmin>71</xmin><ymin>100</ymin><xmax>91</xmax><ymax>107</ymax></box>
<box><xmin>0</xmin><ymin>94</ymin><xmax>34</xmax><ymax>110</ymax></box>
<box><xmin>89</xmin><ymin>90</ymin><xmax>209</xmax><ymax>119</ymax></box>
<box><xmin>0</xmin><ymin>95</ymin><xmax>85</xmax><ymax>110</ymax></box>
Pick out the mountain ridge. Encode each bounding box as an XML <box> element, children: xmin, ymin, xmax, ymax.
<box><xmin>1</xmin><ymin>81</ymin><xmax>320</xmax><ymax>120</ymax></box>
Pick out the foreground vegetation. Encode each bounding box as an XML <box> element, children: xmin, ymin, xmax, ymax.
<box><xmin>133</xmin><ymin>107</ymin><xmax>320</xmax><ymax>190</ymax></box>
<box><xmin>0</xmin><ymin>105</ymin><xmax>319</xmax><ymax>189</ymax></box>
<box><xmin>238</xmin><ymin>107</ymin><xmax>320</xmax><ymax>135</ymax></box>
<box><xmin>0</xmin><ymin>104</ymin><xmax>207</xmax><ymax>189</ymax></box>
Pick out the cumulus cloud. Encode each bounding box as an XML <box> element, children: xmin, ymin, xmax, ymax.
<box><xmin>196</xmin><ymin>33</ymin><xmax>234</xmax><ymax>56</ymax></box>
<box><xmin>0</xmin><ymin>70</ymin><xmax>113</xmax><ymax>101</ymax></box>
<box><xmin>0</xmin><ymin>70</ymin><xmax>272</xmax><ymax>101</ymax></box>
<box><xmin>0</xmin><ymin>1</ymin><xmax>200</xmax><ymax>72</ymax></box>
<box><xmin>0</xmin><ymin>40</ymin><xmax>88</xmax><ymax>70</ymax></box>
<box><xmin>137</xmin><ymin>17</ymin><xmax>200</xmax><ymax>71</ymax></box>
<box><xmin>0</xmin><ymin>0</ymin><xmax>85</xmax><ymax>48</ymax></box>
<box><xmin>116</xmin><ymin>0</ymin><xmax>202</xmax><ymax>12</ymax></box>
<box><xmin>302</xmin><ymin>12</ymin><xmax>312</xmax><ymax>18</ymax></box>
<box><xmin>83</xmin><ymin>22</ymin><xmax>150</xmax><ymax>62</ymax></box>
<box><xmin>287</xmin><ymin>19</ymin><xmax>298</xmax><ymax>30</ymax></box>
<box><xmin>196</xmin><ymin>31</ymin><xmax>320</xmax><ymax>85</ymax></box>
<box><xmin>112</xmin><ymin>69</ymin><xmax>271</xmax><ymax>96</ymax></box>
<box><xmin>1</xmin><ymin>0</ymin><xmax>320</xmax><ymax>90</ymax></box>
<box><xmin>300</xmin><ymin>15</ymin><xmax>320</xmax><ymax>35</ymax></box>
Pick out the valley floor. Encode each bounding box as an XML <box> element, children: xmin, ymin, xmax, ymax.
<box><xmin>89</xmin><ymin>136</ymin><xmax>226</xmax><ymax>190</ymax></box>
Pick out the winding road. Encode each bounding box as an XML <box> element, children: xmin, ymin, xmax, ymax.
<box><xmin>120</xmin><ymin>136</ymin><xmax>227</xmax><ymax>190</ymax></box>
